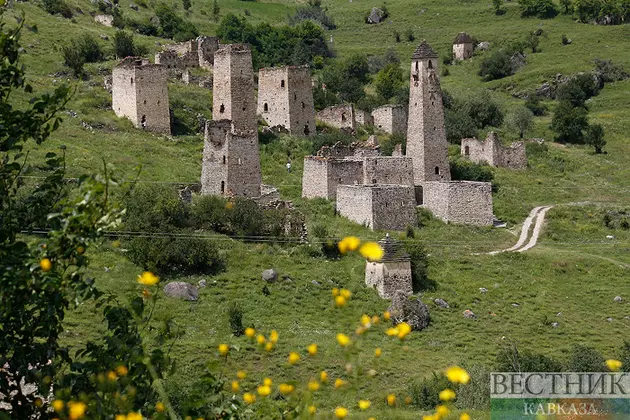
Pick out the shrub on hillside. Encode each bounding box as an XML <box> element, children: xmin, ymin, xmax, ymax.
<box><xmin>289</xmin><ymin>1</ymin><xmax>336</xmax><ymax>29</ymax></box>
<box><xmin>155</xmin><ymin>4</ymin><xmax>199</xmax><ymax>41</ymax></box>
<box><xmin>505</xmin><ymin>105</ymin><xmax>534</xmax><ymax>138</ymax></box>
<box><xmin>445</xmin><ymin>108</ymin><xmax>478</xmax><ymax>143</ymax></box>
<box><xmin>595</xmin><ymin>59</ymin><xmax>629</xmax><ymax>82</ymax></box>
<box><xmin>403</xmin><ymin>242</ymin><xmax>434</xmax><ymax>292</ymax></box>
<box><xmin>478</xmin><ymin>49</ymin><xmax>514</xmax><ymax>81</ymax></box>
<box><xmin>519</xmin><ymin>0</ymin><xmax>559</xmax><ymax>18</ymax></box>
<box><xmin>567</xmin><ymin>344</ymin><xmax>605</xmax><ymax>372</ymax></box>
<box><xmin>575</xmin><ymin>0</ymin><xmax>630</xmax><ymax>23</ymax></box>
<box><xmin>525</xmin><ymin>95</ymin><xmax>547</xmax><ymax>116</ymax></box>
<box><xmin>42</xmin><ymin>0</ymin><xmax>73</xmax><ymax>18</ymax></box>
<box><xmin>585</xmin><ymin>123</ymin><xmax>606</xmax><ymax>153</ymax></box>
<box><xmin>227</xmin><ymin>302</ymin><xmax>245</xmax><ymax>336</ymax></box>
<box><xmin>450</xmin><ymin>157</ymin><xmax>495</xmax><ymax>183</ymax></box>
<box><xmin>409</xmin><ymin>373</ymin><xmax>451</xmax><ymax>410</ymax></box>
<box><xmin>551</xmin><ymin>100</ymin><xmax>589</xmax><ymax>143</ymax></box>
<box><xmin>113</xmin><ymin>30</ymin><xmax>146</xmax><ymax>59</ymax></box>
<box><xmin>374</xmin><ymin>63</ymin><xmax>404</xmax><ymax>101</ymax></box>
<box><xmin>379</xmin><ymin>134</ymin><xmax>406</xmax><ymax>156</ymax></box>
<box><xmin>308</xmin><ymin>130</ymin><xmax>354</xmax><ymax>155</ymax></box>
<box><xmin>496</xmin><ymin>343</ymin><xmax>564</xmax><ymax>372</ymax></box>
<box><xmin>61</xmin><ymin>44</ymin><xmax>85</xmax><ymax>78</ymax></box>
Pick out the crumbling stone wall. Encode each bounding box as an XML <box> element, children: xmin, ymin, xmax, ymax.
<box><xmin>182</xmin><ymin>69</ymin><xmax>213</xmax><ymax>89</ymax></box>
<box><xmin>406</xmin><ymin>41</ymin><xmax>451</xmax><ymax>183</ymax></box>
<box><xmin>201</xmin><ymin>120</ymin><xmax>262</xmax><ymax>198</ymax></box>
<box><xmin>461</xmin><ymin>132</ymin><xmax>527</xmax><ymax>169</ymax></box>
<box><xmin>421</xmin><ymin>181</ymin><xmax>493</xmax><ymax>226</ymax></box>
<box><xmin>197</xmin><ymin>36</ymin><xmax>220</xmax><ymax>68</ymax></box>
<box><xmin>355</xmin><ymin>109</ymin><xmax>374</xmax><ymax>126</ymax></box>
<box><xmin>257</xmin><ymin>65</ymin><xmax>315</xmax><ymax>136</ymax></box>
<box><xmin>155</xmin><ymin>36</ymin><xmax>220</xmax><ymax>70</ymax></box>
<box><xmin>362</xmin><ymin>157</ymin><xmax>414</xmax><ymax>185</ymax></box>
<box><xmin>213</xmin><ymin>44</ymin><xmax>257</xmax><ymax>132</ymax></box>
<box><xmin>316</xmin><ymin>104</ymin><xmax>356</xmax><ymax>130</ymax></box>
<box><xmin>372</xmin><ymin>104</ymin><xmax>407</xmax><ymax>135</ymax></box>
<box><xmin>302</xmin><ymin>157</ymin><xmax>363</xmax><ymax>199</ymax></box>
<box><xmin>365</xmin><ymin>261</ymin><xmax>413</xmax><ymax>299</ymax></box>
<box><xmin>336</xmin><ymin>185</ymin><xmax>416</xmax><ymax>230</ymax></box>
<box><xmin>112</xmin><ymin>57</ymin><xmax>170</xmax><ymax>134</ymax></box>
<box><xmin>453</xmin><ymin>32</ymin><xmax>473</xmax><ymax>61</ymax></box>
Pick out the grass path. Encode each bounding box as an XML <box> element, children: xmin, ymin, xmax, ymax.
<box><xmin>482</xmin><ymin>205</ymin><xmax>554</xmax><ymax>255</ymax></box>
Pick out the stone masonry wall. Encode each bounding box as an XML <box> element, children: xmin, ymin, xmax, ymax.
<box><xmin>453</xmin><ymin>43</ymin><xmax>473</xmax><ymax>60</ymax></box>
<box><xmin>355</xmin><ymin>109</ymin><xmax>374</xmax><ymax>126</ymax></box>
<box><xmin>257</xmin><ymin>66</ymin><xmax>315</xmax><ymax>136</ymax></box>
<box><xmin>213</xmin><ymin>44</ymin><xmax>257</xmax><ymax>132</ymax></box>
<box><xmin>372</xmin><ymin>104</ymin><xmax>407</xmax><ymax>135</ymax></box>
<box><xmin>336</xmin><ymin>185</ymin><xmax>374</xmax><ymax>227</ymax></box>
<box><xmin>362</xmin><ymin>157</ymin><xmax>414</xmax><ymax>185</ymax></box>
<box><xmin>316</xmin><ymin>104</ymin><xmax>356</xmax><ymax>130</ymax></box>
<box><xmin>422</xmin><ymin>181</ymin><xmax>493</xmax><ymax>226</ymax></box>
<box><xmin>365</xmin><ymin>261</ymin><xmax>413</xmax><ymax>299</ymax></box>
<box><xmin>461</xmin><ymin>132</ymin><xmax>527</xmax><ymax>169</ymax></box>
<box><xmin>336</xmin><ymin>185</ymin><xmax>416</xmax><ymax>230</ymax></box>
<box><xmin>198</xmin><ymin>36</ymin><xmax>220</xmax><ymax>68</ymax></box>
<box><xmin>302</xmin><ymin>157</ymin><xmax>329</xmax><ymax>199</ymax></box>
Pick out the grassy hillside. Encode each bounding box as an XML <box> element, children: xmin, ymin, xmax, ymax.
<box><xmin>6</xmin><ymin>0</ymin><xmax>630</xmax><ymax>417</ymax></box>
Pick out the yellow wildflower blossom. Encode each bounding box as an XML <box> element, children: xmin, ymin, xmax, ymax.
<box><xmin>375</xmin><ymin>348</ymin><xmax>382</xmax><ymax>357</ymax></box>
<box><xmin>320</xmin><ymin>371</ymin><xmax>328</xmax><ymax>383</ymax></box>
<box><xmin>256</xmin><ymin>334</ymin><xmax>266</xmax><ymax>345</ymax></box>
<box><xmin>269</xmin><ymin>330</ymin><xmax>279</xmax><ymax>344</ymax></box>
<box><xmin>40</xmin><ymin>258</ymin><xmax>52</xmax><ymax>272</ymax></box>
<box><xmin>359</xmin><ymin>242</ymin><xmax>384</xmax><ymax>261</ymax></box>
<box><xmin>332</xmin><ymin>288</ymin><xmax>339</xmax><ymax>297</ymax></box>
<box><xmin>336</xmin><ymin>333</ymin><xmax>351</xmax><ymax>347</ymax></box>
<box><xmin>307</xmin><ymin>343</ymin><xmax>318</xmax><ymax>356</ymax></box>
<box><xmin>52</xmin><ymin>400</ymin><xmax>64</xmax><ymax>412</ymax></box>
<box><xmin>460</xmin><ymin>413</ymin><xmax>471</xmax><ymax>420</ymax></box>
<box><xmin>358</xmin><ymin>400</ymin><xmax>371</xmax><ymax>410</ymax></box>
<box><xmin>243</xmin><ymin>393</ymin><xmax>256</xmax><ymax>404</ymax></box>
<box><xmin>115</xmin><ymin>365</ymin><xmax>128</xmax><ymax>376</ymax></box>
<box><xmin>308</xmin><ymin>405</ymin><xmax>317</xmax><ymax>415</ymax></box>
<box><xmin>68</xmin><ymin>401</ymin><xmax>87</xmax><ymax>420</ymax></box>
<box><xmin>137</xmin><ymin>271</ymin><xmax>159</xmax><ymax>286</ymax></box>
<box><xmin>340</xmin><ymin>288</ymin><xmax>352</xmax><ymax>299</ymax></box>
<box><xmin>308</xmin><ymin>379</ymin><xmax>320</xmax><ymax>391</ymax></box>
<box><xmin>386</xmin><ymin>394</ymin><xmax>396</xmax><ymax>406</ymax></box>
<box><xmin>335</xmin><ymin>295</ymin><xmax>347</xmax><ymax>307</ymax></box>
<box><xmin>439</xmin><ymin>389</ymin><xmax>456</xmax><ymax>402</ymax></box>
<box><xmin>445</xmin><ymin>366</ymin><xmax>470</xmax><ymax>384</ymax></box>
<box><xmin>265</xmin><ymin>342</ymin><xmax>274</xmax><ymax>352</ymax></box>
<box><xmin>386</xmin><ymin>327</ymin><xmax>399</xmax><ymax>337</ymax></box>
<box><xmin>279</xmin><ymin>383</ymin><xmax>294</xmax><ymax>395</ymax></box>
<box><xmin>334</xmin><ymin>407</ymin><xmax>348</xmax><ymax>419</ymax></box>
<box><xmin>156</xmin><ymin>402</ymin><xmax>165</xmax><ymax>412</ymax></box>
<box><xmin>606</xmin><ymin>359</ymin><xmax>623</xmax><ymax>371</ymax></box>
<box><xmin>107</xmin><ymin>371</ymin><xmax>117</xmax><ymax>381</ymax></box>
<box><xmin>126</xmin><ymin>413</ymin><xmax>142</xmax><ymax>420</ymax></box>
<box><xmin>218</xmin><ymin>344</ymin><xmax>229</xmax><ymax>356</ymax></box>
<box><xmin>244</xmin><ymin>327</ymin><xmax>255</xmax><ymax>338</ymax></box>
<box><xmin>236</xmin><ymin>370</ymin><xmax>247</xmax><ymax>379</ymax></box>
<box><xmin>397</xmin><ymin>322</ymin><xmax>412</xmax><ymax>339</ymax></box>
<box><xmin>288</xmin><ymin>352</ymin><xmax>300</xmax><ymax>365</ymax></box>
<box><xmin>231</xmin><ymin>381</ymin><xmax>240</xmax><ymax>393</ymax></box>
<box><xmin>257</xmin><ymin>385</ymin><xmax>271</xmax><ymax>397</ymax></box>
<box><xmin>334</xmin><ymin>378</ymin><xmax>347</xmax><ymax>389</ymax></box>
<box><xmin>360</xmin><ymin>314</ymin><xmax>372</xmax><ymax>327</ymax></box>
<box><xmin>436</xmin><ymin>405</ymin><xmax>450</xmax><ymax>416</ymax></box>
<box><xmin>383</xmin><ymin>311</ymin><xmax>391</xmax><ymax>321</ymax></box>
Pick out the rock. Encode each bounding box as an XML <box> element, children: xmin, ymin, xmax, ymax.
<box><xmin>282</xmin><ymin>275</ymin><xmax>293</xmax><ymax>282</ymax></box>
<box><xmin>434</xmin><ymin>298</ymin><xmax>449</xmax><ymax>308</ymax></box>
<box><xmin>129</xmin><ymin>2</ymin><xmax>138</xmax><ymax>10</ymax></box>
<box><xmin>367</xmin><ymin>7</ymin><xmax>386</xmax><ymax>24</ymax></box>
<box><xmin>556</xmin><ymin>312</ymin><xmax>562</xmax><ymax>316</ymax></box>
<box><xmin>607</xmin><ymin>317</ymin><xmax>614</xmax><ymax>322</ymax></box>
<box><xmin>511</xmin><ymin>303</ymin><xmax>520</xmax><ymax>307</ymax></box>
<box><xmin>163</xmin><ymin>282</ymin><xmax>199</xmax><ymax>301</ymax></box>
<box><xmin>392</xmin><ymin>143</ymin><xmax>403</xmax><ymax>156</ymax></box>
<box><xmin>388</xmin><ymin>290</ymin><xmax>430</xmax><ymax>331</ymax></box>
<box><xmin>463</xmin><ymin>309</ymin><xmax>476</xmax><ymax>319</ymax></box>
<box><xmin>607</xmin><ymin>235</ymin><xmax>615</xmax><ymax>239</ymax></box>
<box><xmin>479</xmin><ymin>287</ymin><xmax>488</xmax><ymax>293</ymax></box>
<box><xmin>311</xmin><ymin>280</ymin><xmax>321</xmax><ymax>286</ymax></box>
<box><xmin>510</xmin><ymin>52</ymin><xmax>526</xmax><ymax>72</ymax></box>
<box><xmin>366</xmin><ymin>134</ymin><xmax>379</xmax><ymax>147</ymax></box>
<box><xmin>614</xmin><ymin>296</ymin><xmax>623</xmax><ymax>303</ymax></box>
<box><xmin>104</xmin><ymin>266</ymin><xmax>110</xmax><ymax>272</ymax></box>
<box><xmin>198</xmin><ymin>279</ymin><xmax>207</xmax><ymax>288</ymax></box>
<box><xmin>477</xmin><ymin>41</ymin><xmax>490</xmax><ymax>51</ymax></box>
<box><xmin>262</xmin><ymin>269</ymin><xmax>278</xmax><ymax>283</ymax></box>
<box><xmin>551</xmin><ymin>322</ymin><xmax>559</xmax><ymax>328</ymax></box>
<box><xmin>103</xmin><ymin>76</ymin><xmax>112</xmax><ymax>93</ymax></box>
<box><xmin>100</xmin><ymin>34</ymin><xmax>109</xmax><ymax>40</ymax></box>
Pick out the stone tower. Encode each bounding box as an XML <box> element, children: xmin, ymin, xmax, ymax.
<box><xmin>212</xmin><ymin>44</ymin><xmax>257</xmax><ymax>132</ymax></box>
<box><xmin>365</xmin><ymin>234</ymin><xmax>412</xmax><ymax>299</ymax></box>
<box><xmin>453</xmin><ymin>32</ymin><xmax>473</xmax><ymax>61</ymax></box>
<box><xmin>257</xmin><ymin>65</ymin><xmax>316</xmax><ymax>136</ymax></box>
<box><xmin>406</xmin><ymin>40</ymin><xmax>451</xmax><ymax>183</ymax></box>
<box><xmin>112</xmin><ymin>57</ymin><xmax>170</xmax><ymax>134</ymax></box>
<box><xmin>201</xmin><ymin>120</ymin><xmax>262</xmax><ymax>197</ymax></box>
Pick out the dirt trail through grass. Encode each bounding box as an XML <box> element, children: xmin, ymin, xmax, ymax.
<box><xmin>484</xmin><ymin>205</ymin><xmax>554</xmax><ymax>255</ymax></box>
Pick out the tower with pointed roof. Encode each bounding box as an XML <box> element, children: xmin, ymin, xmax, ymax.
<box><xmin>406</xmin><ymin>40</ymin><xmax>451</xmax><ymax>183</ymax></box>
<box><xmin>364</xmin><ymin>234</ymin><xmax>413</xmax><ymax>299</ymax></box>
<box><xmin>453</xmin><ymin>32</ymin><xmax>473</xmax><ymax>60</ymax></box>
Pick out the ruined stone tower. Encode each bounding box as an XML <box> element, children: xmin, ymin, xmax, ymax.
<box><xmin>212</xmin><ymin>44</ymin><xmax>257</xmax><ymax>132</ymax></box>
<box><xmin>201</xmin><ymin>120</ymin><xmax>262</xmax><ymax>197</ymax></box>
<box><xmin>112</xmin><ymin>57</ymin><xmax>170</xmax><ymax>134</ymax></box>
<box><xmin>405</xmin><ymin>41</ymin><xmax>451</xmax><ymax>183</ymax></box>
<box><xmin>257</xmin><ymin>65</ymin><xmax>315</xmax><ymax>136</ymax></box>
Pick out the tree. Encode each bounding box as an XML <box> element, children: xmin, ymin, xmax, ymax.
<box><xmin>550</xmin><ymin>100</ymin><xmax>589</xmax><ymax>143</ymax></box>
<box><xmin>374</xmin><ymin>63</ymin><xmax>404</xmax><ymax>101</ymax></box>
<box><xmin>560</xmin><ymin>0</ymin><xmax>574</xmax><ymax>13</ymax></box>
<box><xmin>212</xmin><ymin>0</ymin><xmax>220</xmax><ymax>21</ymax></box>
<box><xmin>113</xmin><ymin>30</ymin><xmax>136</xmax><ymax>58</ymax></box>
<box><xmin>478</xmin><ymin>49</ymin><xmax>514</xmax><ymax>81</ymax></box>
<box><xmin>182</xmin><ymin>0</ymin><xmax>191</xmax><ymax>10</ymax></box>
<box><xmin>493</xmin><ymin>0</ymin><xmax>505</xmax><ymax>14</ymax></box>
<box><xmin>506</xmin><ymin>106</ymin><xmax>534</xmax><ymax>138</ymax></box>
<box><xmin>526</xmin><ymin>32</ymin><xmax>540</xmax><ymax>53</ymax></box>
<box><xmin>519</xmin><ymin>0</ymin><xmax>559</xmax><ymax>18</ymax></box>
<box><xmin>586</xmin><ymin>123</ymin><xmax>606</xmax><ymax>153</ymax></box>
<box><xmin>61</xmin><ymin>43</ymin><xmax>85</xmax><ymax>78</ymax></box>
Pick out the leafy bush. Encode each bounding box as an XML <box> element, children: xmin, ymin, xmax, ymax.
<box><xmin>575</xmin><ymin>0</ymin><xmax>630</xmax><ymax>23</ymax></box>
<box><xmin>479</xmin><ymin>49</ymin><xmax>514</xmax><ymax>81</ymax></box>
<box><xmin>308</xmin><ymin>130</ymin><xmax>354</xmax><ymax>154</ymax></box>
<box><xmin>42</xmin><ymin>0</ymin><xmax>73</xmax><ymax>18</ymax></box>
<box><xmin>450</xmin><ymin>157</ymin><xmax>495</xmax><ymax>183</ymax></box>
<box><xmin>586</xmin><ymin>123</ymin><xmax>606</xmax><ymax>153</ymax></box>
<box><xmin>155</xmin><ymin>4</ymin><xmax>199</xmax><ymax>41</ymax></box>
<box><xmin>505</xmin><ymin>105</ymin><xmax>534</xmax><ymax>138</ymax></box>
<box><xmin>61</xmin><ymin>44</ymin><xmax>85</xmax><ymax>78</ymax></box>
<box><xmin>374</xmin><ymin>63</ymin><xmax>404</xmax><ymax>101</ymax></box>
<box><xmin>551</xmin><ymin>100</ymin><xmax>589</xmax><ymax>143</ymax></box>
<box><xmin>320</xmin><ymin>55</ymin><xmax>370</xmax><ymax>104</ymax></box>
<box><xmin>289</xmin><ymin>2</ymin><xmax>336</xmax><ymax>29</ymax></box>
<box><xmin>113</xmin><ymin>30</ymin><xmax>146</xmax><ymax>58</ymax></box>
<box><xmin>460</xmin><ymin>91</ymin><xmax>504</xmax><ymax>129</ymax></box>
<box><xmin>227</xmin><ymin>302</ymin><xmax>245</xmax><ymax>336</ymax></box>
<box><xmin>496</xmin><ymin>343</ymin><xmax>564</xmax><ymax>372</ymax></box>
<box><xmin>525</xmin><ymin>95</ymin><xmax>547</xmax><ymax>116</ymax></box>
<box><xmin>404</xmin><ymin>242</ymin><xmax>435</xmax><ymax>292</ymax></box>
<box><xmin>519</xmin><ymin>0</ymin><xmax>559</xmax><ymax>18</ymax></box>
<box><xmin>445</xmin><ymin>108</ymin><xmax>478</xmax><ymax>143</ymax></box>
<box><xmin>567</xmin><ymin>344</ymin><xmax>605</xmax><ymax>372</ymax></box>
<box><xmin>409</xmin><ymin>373</ymin><xmax>451</xmax><ymax>410</ymax></box>
<box><xmin>379</xmin><ymin>134</ymin><xmax>406</xmax><ymax>156</ymax></box>
<box><xmin>595</xmin><ymin>59</ymin><xmax>629</xmax><ymax>82</ymax></box>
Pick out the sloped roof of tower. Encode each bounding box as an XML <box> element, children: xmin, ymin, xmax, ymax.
<box><xmin>454</xmin><ymin>32</ymin><xmax>473</xmax><ymax>44</ymax></box>
<box><xmin>412</xmin><ymin>40</ymin><xmax>438</xmax><ymax>59</ymax></box>
<box><xmin>378</xmin><ymin>234</ymin><xmax>410</xmax><ymax>262</ymax></box>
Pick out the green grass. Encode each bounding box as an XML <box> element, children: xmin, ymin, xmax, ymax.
<box><xmin>7</xmin><ymin>0</ymin><xmax>630</xmax><ymax>417</ymax></box>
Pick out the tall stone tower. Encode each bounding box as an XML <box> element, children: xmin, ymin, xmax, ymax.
<box><xmin>405</xmin><ymin>40</ymin><xmax>451</xmax><ymax>183</ymax></box>
<box><xmin>112</xmin><ymin>57</ymin><xmax>170</xmax><ymax>134</ymax></box>
<box><xmin>201</xmin><ymin>120</ymin><xmax>262</xmax><ymax>198</ymax></box>
<box><xmin>257</xmin><ymin>65</ymin><xmax>316</xmax><ymax>136</ymax></box>
<box><xmin>212</xmin><ymin>44</ymin><xmax>257</xmax><ymax>132</ymax></box>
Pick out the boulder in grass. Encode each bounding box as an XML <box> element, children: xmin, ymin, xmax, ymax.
<box><xmin>163</xmin><ymin>282</ymin><xmax>199</xmax><ymax>301</ymax></box>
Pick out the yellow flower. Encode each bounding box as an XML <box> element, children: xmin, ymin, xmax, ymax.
<box><xmin>445</xmin><ymin>366</ymin><xmax>470</xmax><ymax>384</ymax></box>
<box><xmin>256</xmin><ymin>334</ymin><xmax>266</xmax><ymax>345</ymax></box>
<box><xmin>231</xmin><ymin>381</ymin><xmax>240</xmax><ymax>393</ymax></box>
<box><xmin>114</xmin><ymin>415</ymin><xmax>127</xmax><ymax>420</ymax></box>
<box><xmin>439</xmin><ymin>389</ymin><xmax>456</xmax><ymax>402</ymax></box>
<box><xmin>383</xmin><ymin>311</ymin><xmax>391</xmax><ymax>321</ymax></box>
<box><xmin>243</xmin><ymin>393</ymin><xmax>256</xmax><ymax>404</ymax></box>
<box><xmin>126</xmin><ymin>413</ymin><xmax>142</xmax><ymax>420</ymax></box>
<box><xmin>115</xmin><ymin>365</ymin><xmax>128</xmax><ymax>376</ymax></box>
<box><xmin>308</xmin><ymin>405</ymin><xmax>317</xmax><ymax>415</ymax></box>
<box><xmin>265</xmin><ymin>342</ymin><xmax>274</xmax><ymax>352</ymax></box>
<box><xmin>307</xmin><ymin>343</ymin><xmax>318</xmax><ymax>356</ymax></box>
<box><xmin>372</xmin><ymin>315</ymin><xmax>380</xmax><ymax>324</ymax></box>
<box><xmin>225</xmin><ymin>201</ymin><xmax>234</xmax><ymax>210</ymax></box>
<box><xmin>359</xmin><ymin>242</ymin><xmax>384</xmax><ymax>261</ymax></box>
<box><xmin>40</xmin><ymin>258</ymin><xmax>52</xmax><ymax>272</ymax></box>
<box><xmin>156</xmin><ymin>402</ymin><xmax>165</xmax><ymax>412</ymax></box>
<box><xmin>340</xmin><ymin>236</ymin><xmax>361</xmax><ymax>254</ymax></box>
<box><xmin>107</xmin><ymin>371</ymin><xmax>118</xmax><ymax>381</ymax></box>
<box><xmin>340</xmin><ymin>288</ymin><xmax>352</xmax><ymax>299</ymax></box>
<box><xmin>423</xmin><ymin>416</ymin><xmax>436</xmax><ymax>420</ymax></box>
<box><xmin>68</xmin><ymin>401</ymin><xmax>87</xmax><ymax>420</ymax></box>
<box><xmin>358</xmin><ymin>400</ymin><xmax>371</xmax><ymax>410</ymax></box>
<box><xmin>386</xmin><ymin>394</ymin><xmax>396</xmax><ymax>406</ymax></box>
<box><xmin>436</xmin><ymin>405</ymin><xmax>450</xmax><ymax>416</ymax></box>
<box><xmin>320</xmin><ymin>371</ymin><xmax>328</xmax><ymax>383</ymax></box>
<box><xmin>245</xmin><ymin>327</ymin><xmax>255</xmax><ymax>338</ymax></box>
<box><xmin>137</xmin><ymin>271</ymin><xmax>159</xmax><ymax>286</ymax></box>
<box><xmin>335</xmin><ymin>295</ymin><xmax>347</xmax><ymax>307</ymax></box>
<box><xmin>308</xmin><ymin>379</ymin><xmax>320</xmax><ymax>391</ymax></box>
<box><xmin>257</xmin><ymin>385</ymin><xmax>271</xmax><ymax>397</ymax></box>
<box><xmin>460</xmin><ymin>414</ymin><xmax>471</xmax><ymax>420</ymax></box>
<box><xmin>334</xmin><ymin>406</ymin><xmax>348</xmax><ymax>419</ymax></box>
<box><xmin>360</xmin><ymin>314</ymin><xmax>372</xmax><ymax>327</ymax></box>
<box><xmin>332</xmin><ymin>287</ymin><xmax>339</xmax><ymax>297</ymax></box>
<box><xmin>405</xmin><ymin>396</ymin><xmax>412</xmax><ymax>405</ymax></box>
<box><xmin>269</xmin><ymin>330</ymin><xmax>279</xmax><ymax>344</ymax></box>
<box><xmin>397</xmin><ymin>322</ymin><xmax>412</xmax><ymax>339</ymax></box>
<box><xmin>218</xmin><ymin>344</ymin><xmax>229</xmax><ymax>356</ymax></box>
<box><xmin>355</xmin><ymin>326</ymin><xmax>366</xmax><ymax>335</ymax></box>
<box><xmin>77</xmin><ymin>246</ymin><xmax>85</xmax><ymax>255</ymax></box>
<box><xmin>236</xmin><ymin>370</ymin><xmax>247</xmax><ymax>379</ymax></box>
<box><xmin>336</xmin><ymin>333</ymin><xmax>351</xmax><ymax>347</ymax></box>
<box><xmin>606</xmin><ymin>359</ymin><xmax>623</xmax><ymax>371</ymax></box>
<box><xmin>288</xmin><ymin>352</ymin><xmax>300</xmax><ymax>365</ymax></box>
<box><xmin>386</xmin><ymin>327</ymin><xmax>399</xmax><ymax>337</ymax></box>
<box><xmin>334</xmin><ymin>378</ymin><xmax>347</xmax><ymax>389</ymax></box>
<box><xmin>279</xmin><ymin>383</ymin><xmax>295</xmax><ymax>395</ymax></box>
<box><xmin>263</xmin><ymin>377</ymin><xmax>273</xmax><ymax>386</ymax></box>
<box><xmin>52</xmin><ymin>400</ymin><xmax>64</xmax><ymax>412</ymax></box>
<box><xmin>375</xmin><ymin>348</ymin><xmax>382</xmax><ymax>357</ymax></box>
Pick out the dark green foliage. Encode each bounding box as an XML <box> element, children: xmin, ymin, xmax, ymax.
<box><xmin>127</xmin><ymin>18</ymin><xmax>159</xmax><ymax>36</ymax></box>
<box><xmin>493</xmin><ymin>0</ymin><xmax>505</xmax><ymax>14</ymax></box>
<box><xmin>575</xmin><ymin>0</ymin><xmax>630</xmax><ymax>23</ymax></box>
<box><xmin>406</xmin><ymin>28</ymin><xmax>415</xmax><ymax>42</ymax></box>
<box><xmin>155</xmin><ymin>4</ymin><xmax>199</xmax><ymax>41</ymax></box>
<box><xmin>404</xmin><ymin>242</ymin><xmax>434</xmax><ymax>292</ymax></box>
<box><xmin>445</xmin><ymin>108</ymin><xmax>477</xmax><ymax>143</ymax></box>
<box><xmin>525</xmin><ymin>95</ymin><xmax>547</xmax><ymax>116</ymax></box>
<box><xmin>379</xmin><ymin>134</ymin><xmax>406</xmax><ymax>156</ymax></box>
<box><xmin>313</xmin><ymin>84</ymin><xmax>339</xmax><ymax>110</ymax></box>
<box><xmin>620</xmin><ymin>341</ymin><xmax>630</xmax><ymax>372</ymax></box>
<box><xmin>42</xmin><ymin>0</ymin><xmax>73</xmax><ymax>18</ymax></box>
<box><xmin>393</xmin><ymin>30</ymin><xmax>401</xmax><ymax>43</ymax></box>
<box><xmin>227</xmin><ymin>302</ymin><xmax>245</xmax><ymax>336</ymax></box>
<box><xmin>461</xmin><ymin>91</ymin><xmax>504</xmax><ymax>129</ymax></box>
<box><xmin>217</xmin><ymin>14</ymin><xmax>331</xmax><ymax>70</ymax></box>
<box><xmin>113</xmin><ymin>30</ymin><xmax>146</xmax><ymax>59</ymax></box>
<box><xmin>289</xmin><ymin>1</ymin><xmax>336</xmax><ymax>29</ymax></box>
<box><xmin>586</xmin><ymin>123</ymin><xmax>606</xmax><ymax>153</ymax></box>
<box><xmin>479</xmin><ymin>49</ymin><xmax>514</xmax><ymax>81</ymax></box>
<box><xmin>212</xmin><ymin>0</ymin><xmax>220</xmax><ymax>21</ymax></box>
<box><xmin>320</xmin><ymin>55</ymin><xmax>370</xmax><ymax>103</ymax></box>
<box><xmin>505</xmin><ymin>105</ymin><xmax>534</xmax><ymax>138</ymax></box>
<box><xmin>567</xmin><ymin>344</ymin><xmax>605</xmax><ymax>372</ymax></box>
<box><xmin>519</xmin><ymin>0</ymin><xmax>559</xmax><ymax>18</ymax></box>
<box><xmin>182</xmin><ymin>0</ymin><xmax>192</xmax><ymax>11</ymax></box>
<box><xmin>450</xmin><ymin>157</ymin><xmax>495</xmax><ymax>183</ymax></box>
<box><xmin>61</xmin><ymin>44</ymin><xmax>85</xmax><ymax>78</ymax></box>
<box><xmin>496</xmin><ymin>343</ymin><xmax>564</xmax><ymax>372</ymax></box>
<box><xmin>374</xmin><ymin>63</ymin><xmax>404</xmax><ymax>101</ymax></box>
<box><xmin>308</xmin><ymin>130</ymin><xmax>355</xmax><ymax>155</ymax></box>
<box><xmin>561</xmin><ymin>34</ymin><xmax>570</xmax><ymax>45</ymax></box>
<box><xmin>409</xmin><ymin>373</ymin><xmax>451</xmax><ymax>410</ymax></box>
<box><xmin>551</xmin><ymin>100</ymin><xmax>589</xmax><ymax>143</ymax></box>
<box><xmin>560</xmin><ymin>0</ymin><xmax>574</xmax><ymax>13</ymax></box>
<box><xmin>442</xmin><ymin>52</ymin><xmax>453</xmax><ymax>66</ymax></box>
<box><xmin>595</xmin><ymin>59</ymin><xmax>629</xmax><ymax>83</ymax></box>
<box><xmin>526</xmin><ymin>32</ymin><xmax>540</xmax><ymax>53</ymax></box>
